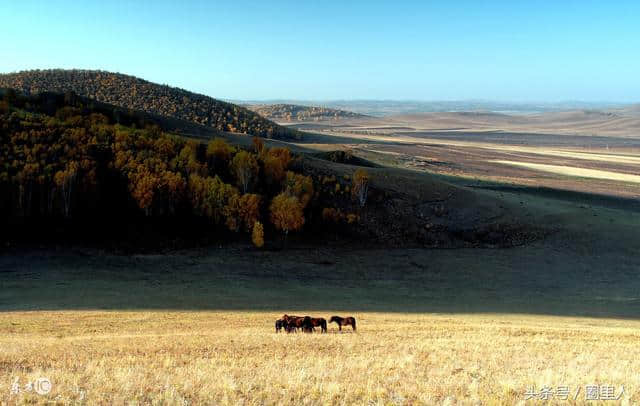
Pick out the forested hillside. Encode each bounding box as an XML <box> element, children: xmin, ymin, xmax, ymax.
<box><xmin>0</xmin><ymin>70</ymin><xmax>301</xmax><ymax>140</ymax></box>
<box><xmin>248</xmin><ymin>103</ymin><xmax>365</xmax><ymax>121</ymax></box>
<box><xmin>0</xmin><ymin>90</ymin><xmax>365</xmax><ymax>248</ymax></box>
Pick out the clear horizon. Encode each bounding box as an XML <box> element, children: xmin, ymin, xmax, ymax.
<box><xmin>2</xmin><ymin>1</ymin><xmax>640</xmax><ymax>103</ymax></box>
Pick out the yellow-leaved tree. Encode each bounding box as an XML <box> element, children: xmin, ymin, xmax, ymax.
<box><xmin>54</xmin><ymin>161</ymin><xmax>79</xmax><ymax>218</ymax></box>
<box><xmin>352</xmin><ymin>168</ymin><xmax>370</xmax><ymax>208</ymax></box>
<box><xmin>283</xmin><ymin>171</ymin><xmax>314</xmax><ymax>208</ymax></box>
<box><xmin>262</xmin><ymin>147</ymin><xmax>291</xmax><ymax>186</ymax></box>
<box><xmin>206</xmin><ymin>138</ymin><xmax>235</xmax><ymax>173</ymax></box>
<box><xmin>252</xmin><ymin>221</ymin><xmax>264</xmax><ymax>248</ymax></box>
<box><xmin>230</xmin><ymin>151</ymin><xmax>259</xmax><ymax>193</ymax></box>
<box><xmin>269</xmin><ymin>192</ymin><xmax>304</xmax><ymax>246</ymax></box>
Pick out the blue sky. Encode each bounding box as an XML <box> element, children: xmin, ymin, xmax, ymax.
<box><xmin>1</xmin><ymin>1</ymin><xmax>639</xmax><ymax>101</ymax></box>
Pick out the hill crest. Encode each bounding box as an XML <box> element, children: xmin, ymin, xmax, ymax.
<box><xmin>0</xmin><ymin>69</ymin><xmax>300</xmax><ymax>140</ymax></box>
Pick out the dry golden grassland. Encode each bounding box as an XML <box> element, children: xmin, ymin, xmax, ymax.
<box><xmin>491</xmin><ymin>160</ymin><xmax>640</xmax><ymax>184</ymax></box>
<box><xmin>2</xmin><ymin>311</ymin><xmax>640</xmax><ymax>405</ymax></box>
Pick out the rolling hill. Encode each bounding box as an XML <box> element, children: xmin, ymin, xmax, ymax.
<box><xmin>0</xmin><ymin>69</ymin><xmax>300</xmax><ymax>140</ymax></box>
<box><xmin>382</xmin><ymin>109</ymin><xmax>640</xmax><ymax>137</ymax></box>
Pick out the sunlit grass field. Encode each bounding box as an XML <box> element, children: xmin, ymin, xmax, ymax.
<box><xmin>2</xmin><ymin>311</ymin><xmax>639</xmax><ymax>404</ymax></box>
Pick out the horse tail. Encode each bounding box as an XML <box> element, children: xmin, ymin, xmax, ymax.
<box><xmin>322</xmin><ymin>320</ymin><xmax>327</xmax><ymax>332</ymax></box>
<box><xmin>352</xmin><ymin>318</ymin><xmax>356</xmax><ymax>331</ymax></box>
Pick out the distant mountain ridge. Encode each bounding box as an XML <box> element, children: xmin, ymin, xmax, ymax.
<box><xmin>0</xmin><ymin>69</ymin><xmax>300</xmax><ymax>140</ymax></box>
<box><xmin>235</xmin><ymin>99</ymin><xmax>633</xmax><ymax>117</ymax></box>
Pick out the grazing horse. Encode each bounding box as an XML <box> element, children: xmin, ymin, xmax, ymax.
<box><xmin>301</xmin><ymin>316</ymin><xmax>314</xmax><ymax>333</ymax></box>
<box><xmin>282</xmin><ymin>314</ymin><xmax>314</xmax><ymax>333</ymax></box>
<box><xmin>275</xmin><ymin>319</ymin><xmax>285</xmax><ymax>333</ymax></box>
<box><xmin>282</xmin><ymin>314</ymin><xmax>301</xmax><ymax>333</ymax></box>
<box><xmin>309</xmin><ymin>317</ymin><xmax>327</xmax><ymax>333</ymax></box>
<box><xmin>329</xmin><ymin>316</ymin><xmax>356</xmax><ymax>331</ymax></box>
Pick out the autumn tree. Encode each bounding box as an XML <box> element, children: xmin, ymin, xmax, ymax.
<box><xmin>175</xmin><ymin>140</ymin><xmax>205</xmax><ymax>176</ymax></box>
<box><xmin>262</xmin><ymin>147</ymin><xmax>292</xmax><ymax>186</ymax></box>
<box><xmin>129</xmin><ymin>165</ymin><xmax>160</xmax><ymax>216</ymax></box>
<box><xmin>54</xmin><ymin>161</ymin><xmax>79</xmax><ymax>217</ymax></box>
<box><xmin>206</xmin><ymin>138</ymin><xmax>235</xmax><ymax>174</ymax></box>
<box><xmin>161</xmin><ymin>170</ymin><xmax>185</xmax><ymax>214</ymax></box>
<box><xmin>252</xmin><ymin>221</ymin><xmax>264</xmax><ymax>248</ymax></box>
<box><xmin>154</xmin><ymin>137</ymin><xmax>178</xmax><ymax>159</ymax></box>
<box><xmin>230</xmin><ymin>151</ymin><xmax>258</xmax><ymax>193</ymax></box>
<box><xmin>238</xmin><ymin>194</ymin><xmax>261</xmax><ymax>231</ymax></box>
<box><xmin>223</xmin><ymin>193</ymin><xmax>241</xmax><ymax>231</ymax></box>
<box><xmin>187</xmin><ymin>174</ymin><xmax>207</xmax><ymax>216</ymax></box>
<box><xmin>269</xmin><ymin>192</ymin><xmax>305</xmax><ymax>245</ymax></box>
<box><xmin>283</xmin><ymin>171</ymin><xmax>314</xmax><ymax>208</ymax></box>
<box><xmin>222</xmin><ymin>192</ymin><xmax>261</xmax><ymax>232</ymax></box>
<box><xmin>252</xmin><ymin>136</ymin><xmax>264</xmax><ymax>154</ymax></box>
<box><xmin>352</xmin><ymin>168</ymin><xmax>370</xmax><ymax>208</ymax></box>
<box><xmin>200</xmin><ymin>175</ymin><xmax>238</xmax><ymax>224</ymax></box>
<box><xmin>322</xmin><ymin>207</ymin><xmax>343</xmax><ymax>223</ymax></box>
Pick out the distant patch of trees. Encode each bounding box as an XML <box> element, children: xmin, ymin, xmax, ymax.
<box><xmin>249</xmin><ymin>103</ymin><xmax>364</xmax><ymax>122</ymax></box>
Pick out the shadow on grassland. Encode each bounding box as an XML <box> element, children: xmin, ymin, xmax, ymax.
<box><xmin>1</xmin><ymin>239</ymin><xmax>639</xmax><ymax>319</ymax></box>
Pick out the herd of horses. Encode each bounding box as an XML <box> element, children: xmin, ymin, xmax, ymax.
<box><xmin>276</xmin><ymin>314</ymin><xmax>357</xmax><ymax>333</ymax></box>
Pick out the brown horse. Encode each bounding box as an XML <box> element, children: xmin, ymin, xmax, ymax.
<box><xmin>281</xmin><ymin>314</ymin><xmax>297</xmax><ymax>332</ymax></box>
<box><xmin>329</xmin><ymin>316</ymin><xmax>356</xmax><ymax>331</ymax></box>
<box><xmin>281</xmin><ymin>314</ymin><xmax>303</xmax><ymax>333</ymax></box>
<box><xmin>309</xmin><ymin>317</ymin><xmax>327</xmax><ymax>333</ymax></box>
<box><xmin>275</xmin><ymin>319</ymin><xmax>285</xmax><ymax>333</ymax></box>
<box><xmin>301</xmin><ymin>316</ymin><xmax>314</xmax><ymax>333</ymax></box>
<box><xmin>281</xmin><ymin>314</ymin><xmax>300</xmax><ymax>324</ymax></box>
<box><xmin>282</xmin><ymin>314</ymin><xmax>314</xmax><ymax>333</ymax></box>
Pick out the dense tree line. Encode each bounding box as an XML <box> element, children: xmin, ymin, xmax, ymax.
<box><xmin>0</xmin><ymin>90</ymin><xmax>368</xmax><ymax>247</ymax></box>
<box><xmin>0</xmin><ymin>70</ymin><xmax>301</xmax><ymax>140</ymax></box>
<box><xmin>249</xmin><ymin>103</ymin><xmax>365</xmax><ymax>121</ymax></box>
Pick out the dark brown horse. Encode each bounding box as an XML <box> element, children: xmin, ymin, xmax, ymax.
<box><xmin>281</xmin><ymin>314</ymin><xmax>298</xmax><ymax>332</ymax></box>
<box><xmin>282</xmin><ymin>314</ymin><xmax>314</xmax><ymax>333</ymax></box>
<box><xmin>301</xmin><ymin>316</ymin><xmax>314</xmax><ymax>333</ymax></box>
<box><xmin>275</xmin><ymin>319</ymin><xmax>285</xmax><ymax>333</ymax></box>
<box><xmin>281</xmin><ymin>314</ymin><xmax>300</xmax><ymax>324</ymax></box>
<box><xmin>329</xmin><ymin>316</ymin><xmax>356</xmax><ymax>331</ymax></box>
<box><xmin>309</xmin><ymin>317</ymin><xmax>327</xmax><ymax>333</ymax></box>
<box><xmin>281</xmin><ymin>314</ymin><xmax>303</xmax><ymax>333</ymax></box>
